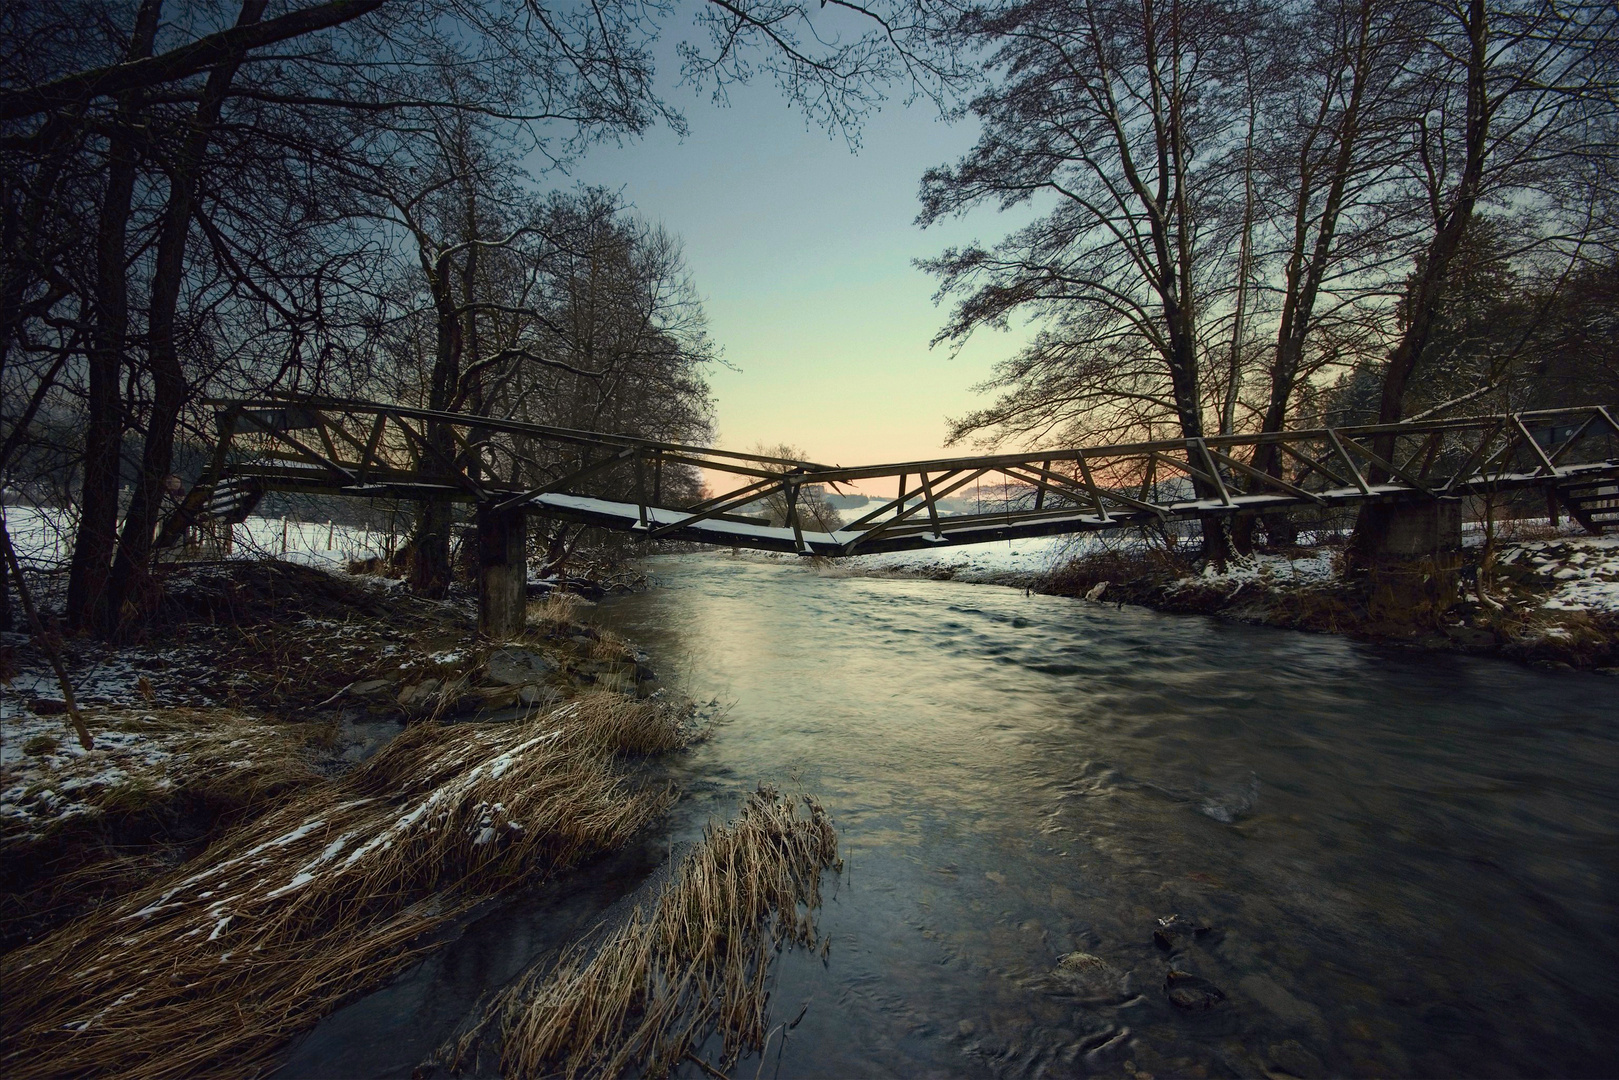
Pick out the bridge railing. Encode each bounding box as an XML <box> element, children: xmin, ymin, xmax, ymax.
<box><xmin>176</xmin><ymin>398</ymin><xmax>1619</xmax><ymax>555</ymax></box>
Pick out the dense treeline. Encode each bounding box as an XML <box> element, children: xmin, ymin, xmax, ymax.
<box><xmin>920</xmin><ymin>0</ymin><xmax>1617</xmax><ymax>554</ymax></box>
<box><xmin>0</xmin><ymin>0</ymin><xmax>958</xmax><ymax>633</ymax></box>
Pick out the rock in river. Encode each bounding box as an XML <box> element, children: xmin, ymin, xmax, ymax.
<box><xmin>1164</xmin><ymin>968</ymin><xmax>1226</xmax><ymax>1011</ymax></box>
<box><xmin>1053</xmin><ymin>952</ymin><xmax>1131</xmax><ymax>1003</ymax></box>
<box><xmin>1153</xmin><ymin>913</ymin><xmax>1211</xmax><ymax>951</ymax></box>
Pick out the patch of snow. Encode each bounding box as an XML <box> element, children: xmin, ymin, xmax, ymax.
<box><xmin>1171</xmin><ymin>550</ymin><xmax>1338</xmax><ymax>591</ymax></box>
<box><xmin>1522</xmin><ymin>536</ymin><xmax>1619</xmax><ymax>614</ymax></box>
<box><xmin>262</xmin><ymin>870</ymin><xmax>317</xmax><ymax>900</ymax></box>
<box><xmin>837</xmin><ymin>534</ymin><xmax>1095</xmax><ymax>581</ymax></box>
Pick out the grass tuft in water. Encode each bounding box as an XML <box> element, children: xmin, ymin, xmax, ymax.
<box><xmin>485</xmin><ymin>786</ymin><xmax>841</xmax><ymax>1080</ymax></box>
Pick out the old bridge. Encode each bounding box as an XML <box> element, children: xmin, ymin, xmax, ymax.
<box><xmin>165</xmin><ymin>398</ymin><xmax>1619</xmax><ymax>634</ymax></box>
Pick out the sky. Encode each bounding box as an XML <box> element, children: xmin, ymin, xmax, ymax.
<box><xmin>554</xmin><ymin>43</ymin><xmax>1039</xmax><ymax>477</ymax></box>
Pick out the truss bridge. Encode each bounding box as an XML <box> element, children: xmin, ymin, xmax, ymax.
<box><xmin>165</xmin><ymin>398</ymin><xmax>1618</xmax><ymax>631</ymax></box>
<box><xmin>178</xmin><ymin>399</ymin><xmax>1619</xmax><ymax>549</ymax></box>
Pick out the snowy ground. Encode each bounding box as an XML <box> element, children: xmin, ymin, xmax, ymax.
<box><xmin>728</xmin><ymin>515</ymin><xmax>1618</xmax><ymax>622</ymax></box>
<box><xmin>0</xmin><ymin>703</ymin><xmax>311</xmax><ymax>843</ymax></box>
<box><xmin>1496</xmin><ymin>535</ymin><xmax>1619</xmax><ymax>614</ymax></box>
<box><xmin>7</xmin><ymin>499</ymin><xmax>1615</xmax><ymax>623</ymax></box>
<box><xmin>840</xmin><ymin>533</ymin><xmax>1096</xmax><ymax>581</ymax></box>
<box><xmin>1181</xmin><ymin>548</ymin><xmax>1340</xmax><ymax>587</ymax></box>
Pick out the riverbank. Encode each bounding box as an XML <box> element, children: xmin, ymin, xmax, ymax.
<box><xmin>1</xmin><ymin>541</ymin><xmax>848</xmax><ymax>1079</ymax></box>
<box><xmin>1039</xmin><ymin>535</ymin><xmax>1619</xmax><ymax>671</ymax></box>
<box><xmin>1</xmin><ymin>562</ymin><xmax>661</xmax><ymax>914</ymax></box>
<box><xmin>0</xmin><ymin>557</ymin><xmax>710</xmax><ymax>1076</ymax></box>
<box><xmin>731</xmin><ymin>525</ymin><xmax>1619</xmax><ymax>671</ymax></box>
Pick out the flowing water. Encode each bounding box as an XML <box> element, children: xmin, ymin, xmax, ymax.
<box><xmin>281</xmin><ymin>553</ymin><xmax>1619</xmax><ymax>1079</ymax></box>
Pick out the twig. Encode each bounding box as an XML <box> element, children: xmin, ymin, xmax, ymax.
<box><xmin>753</xmin><ymin>1024</ymin><xmax>784</xmax><ymax>1080</ymax></box>
<box><xmin>313</xmin><ymin>680</ymin><xmax>357</xmax><ymax>709</ymax></box>
<box><xmin>685</xmin><ymin>1050</ymin><xmax>732</xmax><ymax>1080</ymax></box>
<box><xmin>0</xmin><ymin>514</ymin><xmax>92</xmax><ymax>749</ymax></box>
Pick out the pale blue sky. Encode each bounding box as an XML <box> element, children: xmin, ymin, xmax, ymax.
<box><xmin>560</xmin><ymin>54</ymin><xmax>1037</xmax><ymax>473</ymax></box>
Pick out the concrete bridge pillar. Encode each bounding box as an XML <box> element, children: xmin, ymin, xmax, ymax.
<box><xmin>477</xmin><ymin>503</ymin><xmax>528</xmax><ymax>639</ymax></box>
<box><xmin>1359</xmin><ymin>499</ymin><xmax>1463</xmax><ymax>557</ymax></box>
<box><xmin>1352</xmin><ymin>499</ymin><xmax>1464</xmax><ymax>624</ymax></box>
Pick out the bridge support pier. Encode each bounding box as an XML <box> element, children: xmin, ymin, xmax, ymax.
<box><xmin>1353</xmin><ymin>500</ymin><xmax>1464</xmax><ymax>623</ymax></box>
<box><xmin>1357</xmin><ymin>499</ymin><xmax>1462</xmax><ymax>557</ymax></box>
<box><xmin>477</xmin><ymin>503</ymin><xmax>528</xmax><ymax>639</ymax></box>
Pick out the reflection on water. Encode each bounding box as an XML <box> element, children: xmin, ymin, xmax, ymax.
<box><xmin>283</xmin><ymin>553</ymin><xmax>1619</xmax><ymax>1079</ymax></box>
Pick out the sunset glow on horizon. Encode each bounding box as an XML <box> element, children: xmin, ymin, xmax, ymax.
<box><xmin>563</xmin><ymin>65</ymin><xmax>1040</xmax><ymax>473</ymax></box>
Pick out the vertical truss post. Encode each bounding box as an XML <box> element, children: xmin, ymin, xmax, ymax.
<box><xmin>1192</xmin><ymin>438</ymin><xmax>1232</xmax><ymax>506</ymax></box>
<box><xmin>918</xmin><ymin>471</ymin><xmax>944</xmax><ymax>540</ymax></box>
<box><xmin>785</xmin><ymin>477</ymin><xmax>810</xmax><ymax>553</ymax></box>
<box><xmin>1324</xmin><ymin>428</ymin><xmax>1371</xmax><ymax>494</ymax></box>
<box><xmin>1512</xmin><ymin>414</ymin><xmax>1558</xmax><ymax>476</ymax></box>
<box><xmin>1074</xmin><ymin>451</ymin><xmax>1108</xmax><ymax>520</ymax></box>
<box><xmin>633</xmin><ymin>452</ymin><xmax>649</xmax><ymax>529</ymax></box>
<box><xmin>355</xmin><ymin>412</ymin><xmax>388</xmax><ymax>486</ymax></box>
<box><xmin>1034</xmin><ymin>459</ymin><xmax>1051</xmax><ymax>510</ymax></box>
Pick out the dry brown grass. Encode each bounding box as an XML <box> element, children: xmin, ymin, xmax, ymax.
<box><xmin>587</xmin><ymin>629</ymin><xmax>634</xmax><ymax>663</ymax></box>
<box><xmin>527</xmin><ymin>592</ymin><xmax>585</xmax><ymax>631</ymax></box>
<box><xmin>0</xmin><ymin>700</ymin><xmax>692</xmax><ymax>1080</ymax></box>
<box><xmin>484</xmin><ymin>786</ymin><xmax>840</xmax><ymax>1080</ymax></box>
<box><xmin>550</xmin><ymin>692</ymin><xmax>704</xmax><ymax>756</ymax></box>
<box><xmin>0</xmin><ymin>708</ymin><xmax>328</xmax><ymax>950</ymax></box>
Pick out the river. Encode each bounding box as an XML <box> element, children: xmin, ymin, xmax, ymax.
<box><xmin>281</xmin><ymin>552</ymin><xmax>1619</xmax><ymax>1078</ymax></box>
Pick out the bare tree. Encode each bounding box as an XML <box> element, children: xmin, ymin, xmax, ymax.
<box><xmin>1350</xmin><ymin>0</ymin><xmax>1617</xmax><ymax>556</ymax></box>
<box><xmin>920</xmin><ymin>0</ymin><xmax>1276</xmax><ymax>561</ymax></box>
<box><xmin>1232</xmin><ymin>0</ymin><xmax>1418</xmax><ymax>547</ymax></box>
<box><xmin>1364</xmin><ymin>0</ymin><xmax>1616</xmax><ymax>431</ymax></box>
<box><xmin>921</xmin><ymin>0</ymin><xmax>1253</xmax><ymax>454</ymax></box>
<box><xmin>2</xmin><ymin>0</ymin><xmax>971</xmax><ymax>631</ymax></box>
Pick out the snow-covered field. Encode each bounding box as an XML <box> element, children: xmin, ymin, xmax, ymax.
<box><xmin>2</xmin><ymin>502</ymin><xmax>392</xmax><ymax>573</ymax></box>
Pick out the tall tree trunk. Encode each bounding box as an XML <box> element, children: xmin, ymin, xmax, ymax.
<box><xmin>409</xmin><ymin>250</ymin><xmax>462</xmax><ymax>598</ymax></box>
<box><xmin>1376</xmin><ymin>0</ymin><xmax>1488</xmax><ymax>434</ymax></box>
<box><xmin>1238</xmin><ymin>0</ymin><xmax>1376</xmax><ymax>553</ymax></box>
<box><xmin>66</xmin><ymin>0</ymin><xmax>161</xmax><ymax>631</ymax></box>
<box><xmin>104</xmin><ymin>0</ymin><xmax>266</xmax><ymax>634</ymax></box>
<box><xmin>1350</xmin><ymin>0</ymin><xmax>1488</xmax><ymax>564</ymax></box>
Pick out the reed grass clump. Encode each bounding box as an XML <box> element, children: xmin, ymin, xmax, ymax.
<box><xmin>0</xmin><ymin>702</ymin><xmax>688</xmax><ymax>1080</ymax></box>
<box><xmin>553</xmin><ymin>691</ymin><xmax>701</xmax><ymax>756</ymax></box>
<box><xmin>491</xmin><ymin>786</ymin><xmax>841</xmax><ymax>1079</ymax></box>
<box><xmin>527</xmin><ymin>592</ymin><xmax>585</xmax><ymax>631</ymax></box>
